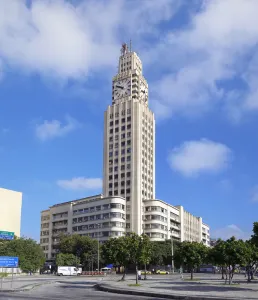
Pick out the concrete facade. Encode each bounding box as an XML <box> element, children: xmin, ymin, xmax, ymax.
<box><xmin>0</xmin><ymin>187</ymin><xmax>22</xmax><ymax>237</ymax></box>
<box><xmin>40</xmin><ymin>194</ymin><xmax>126</xmax><ymax>259</ymax></box>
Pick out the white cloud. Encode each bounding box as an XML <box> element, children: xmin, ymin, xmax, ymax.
<box><xmin>149</xmin><ymin>0</ymin><xmax>258</xmax><ymax>121</ymax></box>
<box><xmin>213</xmin><ymin>224</ymin><xmax>251</xmax><ymax>241</ymax></box>
<box><xmin>0</xmin><ymin>0</ymin><xmax>178</xmax><ymax>81</ymax></box>
<box><xmin>57</xmin><ymin>177</ymin><xmax>102</xmax><ymax>190</ymax></box>
<box><xmin>251</xmin><ymin>185</ymin><xmax>258</xmax><ymax>203</ymax></box>
<box><xmin>168</xmin><ymin>139</ymin><xmax>232</xmax><ymax>177</ymax></box>
<box><xmin>35</xmin><ymin>115</ymin><xmax>80</xmax><ymax>141</ymax></box>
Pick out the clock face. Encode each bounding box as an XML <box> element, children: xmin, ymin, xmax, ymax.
<box><xmin>113</xmin><ymin>78</ymin><xmax>131</xmax><ymax>100</ymax></box>
<box><xmin>140</xmin><ymin>81</ymin><xmax>148</xmax><ymax>102</ymax></box>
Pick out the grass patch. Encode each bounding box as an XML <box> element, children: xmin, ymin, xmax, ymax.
<box><xmin>128</xmin><ymin>284</ymin><xmax>142</xmax><ymax>287</ymax></box>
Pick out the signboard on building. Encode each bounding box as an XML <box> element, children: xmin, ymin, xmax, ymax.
<box><xmin>0</xmin><ymin>231</ymin><xmax>14</xmax><ymax>240</ymax></box>
<box><xmin>0</xmin><ymin>256</ymin><xmax>19</xmax><ymax>267</ymax></box>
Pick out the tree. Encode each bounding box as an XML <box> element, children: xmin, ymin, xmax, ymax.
<box><xmin>208</xmin><ymin>239</ymin><xmax>227</xmax><ymax>279</ymax></box>
<box><xmin>56</xmin><ymin>253</ymin><xmax>80</xmax><ymax>266</ymax></box>
<box><xmin>58</xmin><ymin>234</ymin><xmax>98</xmax><ymax>268</ymax></box>
<box><xmin>1</xmin><ymin>238</ymin><xmax>45</xmax><ymax>272</ymax></box>
<box><xmin>174</xmin><ymin>241</ymin><xmax>208</xmax><ymax>280</ymax></box>
<box><xmin>102</xmin><ymin>236</ymin><xmax>130</xmax><ymax>280</ymax></box>
<box><xmin>139</xmin><ymin>235</ymin><xmax>153</xmax><ymax>280</ymax></box>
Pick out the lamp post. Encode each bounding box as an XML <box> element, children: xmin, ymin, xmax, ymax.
<box><xmin>170</xmin><ymin>227</ymin><xmax>174</xmax><ymax>274</ymax></box>
<box><xmin>97</xmin><ymin>223</ymin><xmax>101</xmax><ymax>272</ymax></box>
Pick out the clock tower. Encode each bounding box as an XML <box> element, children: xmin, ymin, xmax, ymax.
<box><xmin>103</xmin><ymin>43</ymin><xmax>155</xmax><ymax>234</ymax></box>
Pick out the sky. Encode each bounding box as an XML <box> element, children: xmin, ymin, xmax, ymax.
<box><xmin>0</xmin><ymin>0</ymin><xmax>257</xmax><ymax>241</ymax></box>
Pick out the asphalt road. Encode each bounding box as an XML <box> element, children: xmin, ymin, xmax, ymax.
<box><xmin>0</xmin><ymin>278</ymin><xmax>166</xmax><ymax>300</ymax></box>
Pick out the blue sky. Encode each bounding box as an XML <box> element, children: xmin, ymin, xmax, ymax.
<box><xmin>0</xmin><ymin>0</ymin><xmax>258</xmax><ymax>241</ymax></box>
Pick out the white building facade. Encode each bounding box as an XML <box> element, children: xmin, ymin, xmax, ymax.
<box><xmin>0</xmin><ymin>187</ymin><xmax>22</xmax><ymax>237</ymax></box>
<box><xmin>40</xmin><ymin>44</ymin><xmax>210</xmax><ymax>259</ymax></box>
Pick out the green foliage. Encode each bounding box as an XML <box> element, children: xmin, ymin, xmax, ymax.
<box><xmin>58</xmin><ymin>234</ymin><xmax>98</xmax><ymax>267</ymax></box>
<box><xmin>0</xmin><ymin>272</ymin><xmax>8</xmax><ymax>278</ymax></box>
<box><xmin>0</xmin><ymin>238</ymin><xmax>45</xmax><ymax>272</ymax></box>
<box><xmin>56</xmin><ymin>253</ymin><xmax>80</xmax><ymax>266</ymax></box>
<box><xmin>140</xmin><ymin>235</ymin><xmax>153</xmax><ymax>266</ymax></box>
<box><xmin>174</xmin><ymin>241</ymin><xmax>208</xmax><ymax>279</ymax></box>
<box><xmin>150</xmin><ymin>240</ymin><xmax>180</xmax><ymax>266</ymax></box>
<box><xmin>250</xmin><ymin>222</ymin><xmax>258</xmax><ymax>246</ymax></box>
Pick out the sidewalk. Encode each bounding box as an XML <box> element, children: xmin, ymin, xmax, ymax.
<box><xmin>96</xmin><ymin>274</ymin><xmax>258</xmax><ymax>300</ymax></box>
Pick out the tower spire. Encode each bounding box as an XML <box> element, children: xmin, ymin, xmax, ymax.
<box><xmin>129</xmin><ymin>39</ymin><xmax>132</xmax><ymax>52</ymax></box>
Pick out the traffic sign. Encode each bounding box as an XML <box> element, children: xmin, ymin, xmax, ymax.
<box><xmin>0</xmin><ymin>231</ymin><xmax>14</xmax><ymax>240</ymax></box>
<box><xmin>0</xmin><ymin>257</ymin><xmax>19</xmax><ymax>267</ymax></box>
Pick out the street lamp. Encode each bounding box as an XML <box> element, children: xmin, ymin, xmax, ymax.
<box><xmin>170</xmin><ymin>227</ymin><xmax>174</xmax><ymax>274</ymax></box>
<box><xmin>97</xmin><ymin>223</ymin><xmax>101</xmax><ymax>272</ymax></box>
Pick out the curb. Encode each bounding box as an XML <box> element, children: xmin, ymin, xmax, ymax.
<box><xmin>95</xmin><ymin>283</ymin><xmax>237</xmax><ymax>300</ymax></box>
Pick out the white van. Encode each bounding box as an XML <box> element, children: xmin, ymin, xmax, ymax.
<box><xmin>57</xmin><ymin>266</ymin><xmax>82</xmax><ymax>276</ymax></box>
<box><xmin>101</xmin><ymin>267</ymin><xmax>111</xmax><ymax>273</ymax></box>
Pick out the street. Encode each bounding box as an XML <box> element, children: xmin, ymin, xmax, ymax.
<box><xmin>0</xmin><ymin>276</ymin><xmax>166</xmax><ymax>300</ymax></box>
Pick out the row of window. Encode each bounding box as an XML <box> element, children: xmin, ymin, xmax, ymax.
<box><xmin>73</xmin><ymin>203</ymin><xmax>123</xmax><ymax>216</ymax></box>
<box><xmin>109</xmin><ymin>137</ymin><xmax>131</xmax><ymax>144</ymax></box>
<box><xmin>144</xmin><ymin>223</ymin><xmax>168</xmax><ymax>231</ymax></box>
<box><xmin>41</xmin><ymin>215</ymin><xmax>50</xmax><ymax>221</ymax></box>
<box><xmin>109</xmin><ymin>124</ymin><xmax>131</xmax><ymax>134</ymax></box>
<box><xmin>109</xmin><ymin>172</ymin><xmax>131</xmax><ymax>180</ymax></box>
<box><xmin>110</xmin><ymin>109</ymin><xmax>131</xmax><ymax>119</ymax></box>
<box><xmin>73</xmin><ymin>212</ymin><xmax>125</xmax><ymax>224</ymax></box>
<box><xmin>40</xmin><ymin>238</ymin><xmax>49</xmax><ymax>244</ymax></box>
<box><xmin>41</xmin><ymin>223</ymin><xmax>49</xmax><ymax>229</ymax></box>
<box><xmin>52</xmin><ymin>228</ymin><xmax>67</xmax><ymax>235</ymax></box>
<box><xmin>109</xmin><ymin>180</ymin><xmax>130</xmax><ymax>188</ymax></box>
<box><xmin>53</xmin><ymin>220</ymin><xmax>67</xmax><ymax>227</ymax></box>
<box><xmin>145</xmin><ymin>206</ymin><xmax>167</xmax><ymax>214</ymax></box>
<box><xmin>145</xmin><ymin>215</ymin><xmax>168</xmax><ymax>223</ymax></box>
<box><xmin>109</xmin><ymin>116</ymin><xmax>131</xmax><ymax>126</ymax></box>
<box><xmin>109</xmin><ymin>189</ymin><xmax>130</xmax><ymax>196</ymax></box>
<box><xmin>73</xmin><ymin>221</ymin><xmax>125</xmax><ymax>232</ymax></box>
<box><xmin>81</xmin><ymin>231</ymin><xmax>125</xmax><ymax>238</ymax></box>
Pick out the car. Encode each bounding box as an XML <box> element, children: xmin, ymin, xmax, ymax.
<box><xmin>140</xmin><ymin>270</ymin><xmax>152</xmax><ymax>275</ymax></box>
<box><xmin>156</xmin><ymin>270</ymin><xmax>169</xmax><ymax>275</ymax></box>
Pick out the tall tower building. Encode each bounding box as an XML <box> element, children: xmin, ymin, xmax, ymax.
<box><xmin>103</xmin><ymin>43</ymin><xmax>155</xmax><ymax>234</ymax></box>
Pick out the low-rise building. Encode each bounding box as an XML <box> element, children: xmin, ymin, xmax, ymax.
<box><xmin>40</xmin><ymin>194</ymin><xmax>209</xmax><ymax>260</ymax></box>
<box><xmin>0</xmin><ymin>187</ymin><xmax>22</xmax><ymax>237</ymax></box>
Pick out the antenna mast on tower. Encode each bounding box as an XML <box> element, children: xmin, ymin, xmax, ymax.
<box><xmin>129</xmin><ymin>39</ymin><xmax>132</xmax><ymax>52</ymax></box>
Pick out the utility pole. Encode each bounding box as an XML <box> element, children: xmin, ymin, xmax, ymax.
<box><xmin>170</xmin><ymin>227</ymin><xmax>174</xmax><ymax>273</ymax></box>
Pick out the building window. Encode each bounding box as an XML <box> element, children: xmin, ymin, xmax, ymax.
<box><xmin>114</xmin><ymin>190</ymin><xmax>118</xmax><ymax>195</ymax></box>
<box><xmin>109</xmin><ymin>144</ymin><xmax>113</xmax><ymax>149</ymax></box>
<box><xmin>126</xmin><ymin>180</ymin><xmax>130</xmax><ymax>185</ymax></box>
<box><xmin>121</xmin><ymin>149</ymin><xmax>125</xmax><ymax>155</ymax></box>
<box><xmin>127</xmin><ymin>140</ymin><xmax>131</xmax><ymax>146</ymax></box>
<box><xmin>115</xmin><ymin>120</ymin><xmax>119</xmax><ymax>125</ymax></box>
<box><xmin>121</xmin><ymin>189</ymin><xmax>125</xmax><ymax>194</ymax></box>
<box><xmin>109</xmin><ymin>129</ymin><xmax>113</xmax><ymax>134</ymax></box>
<box><xmin>127</xmin><ymin>164</ymin><xmax>131</xmax><ymax>170</ymax></box>
<box><xmin>121</xmin><ymin>157</ymin><xmax>125</xmax><ymax>162</ymax></box>
<box><xmin>115</xmin><ymin>113</ymin><xmax>119</xmax><ymax>117</ymax></box>
<box><xmin>121</xmin><ymin>141</ymin><xmax>125</xmax><ymax>147</ymax></box>
<box><xmin>114</xmin><ymin>182</ymin><xmax>118</xmax><ymax>187</ymax></box>
<box><xmin>110</xmin><ymin>121</ymin><xmax>113</xmax><ymax>126</ymax></box>
<box><xmin>109</xmin><ymin>183</ymin><xmax>112</xmax><ymax>188</ymax></box>
<box><xmin>110</xmin><ymin>114</ymin><xmax>113</xmax><ymax>119</ymax></box>
<box><xmin>127</xmin><ymin>132</ymin><xmax>131</xmax><ymax>138</ymax></box>
<box><xmin>115</xmin><ymin>143</ymin><xmax>118</xmax><ymax>148</ymax></box>
<box><xmin>122</xmin><ymin>118</ymin><xmax>125</xmax><ymax>123</ymax></box>
<box><xmin>126</xmin><ymin>172</ymin><xmax>131</xmax><ymax>177</ymax></box>
<box><xmin>109</xmin><ymin>191</ymin><xmax>112</xmax><ymax>196</ymax></box>
<box><xmin>121</xmin><ymin>181</ymin><xmax>125</xmax><ymax>186</ymax></box>
<box><xmin>114</xmin><ymin>166</ymin><xmax>118</xmax><ymax>172</ymax></box>
<box><xmin>109</xmin><ymin>152</ymin><xmax>113</xmax><ymax>157</ymax></box>
<box><xmin>121</xmin><ymin>173</ymin><xmax>125</xmax><ymax>178</ymax></box>
<box><xmin>109</xmin><ymin>137</ymin><xmax>113</xmax><ymax>142</ymax></box>
<box><xmin>126</xmin><ymin>188</ymin><xmax>130</xmax><ymax>194</ymax></box>
<box><xmin>121</xmin><ymin>165</ymin><xmax>125</xmax><ymax>171</ymax></box>
<box><xmin>127</xmin><ymin>148</ymin><xmax>131</xmax><ymax>153</ymax></box>
<box><xmin>121</xmin><ymin>125</ymin><xmax>125</xmax><ymax>131</ymax></box>
<box><xmin>127</xmin><ymin>109</ymin><xmax>131</xmax><ymax>114</ymax></box>
<box><xmin>127</xmin><ymin>124</ymin><xmax>131</xmax><ymax>129</ymax></box>
<box><xmin>115</xmin><ymin>135</ymin><xmax>119</xmax><ymax>140</ymax></box>
<box><xmin>115</xmin><ymin>127</ymin><xmax>119</xmax><ymax>133</ymax></box>
<box><xmin>109</xmin><ymin>160</ymin><xmax>113</xmax><ymax>165</ymax></box>
<box><xmin>121</xmin><ymin>133</ymin><xmax>125</xmax><ymax>139</ymax></box>
<box><xmin>114</xmin><ymin>158</ymin><xmax>118</xmax><ymax>163</ymax></box>
<box><xmin>127</xmin><ymin>156</ymin><xmax>131</xmax><ymax>161</ymax></box>
<box><xmin>109</xmin><ymin>175</ymin><xmax>112</xmax><ymax>180</ymax></box>
<box><xmin>115</xmin><ymin>150</ymin><xmax>119</xmax><ymax>156</ymax></box>
<box><xmin>109</xmin><ymin>167</ymin><xmax>112</xmax><ymax>172</ymax></box>
<box><xmin>114</xmin><ymin>174</ymin><xmax>118</xmax><ymax>179</ymax></box>
<box><xmin>126</xmin><ymin>196</ymin><xmax>130</xmax><ymax>201</ymax></box>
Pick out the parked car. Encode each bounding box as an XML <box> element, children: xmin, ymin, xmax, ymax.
<box><xmin>156</xmin><ymin>269</ymin><xmax>169</xmax><ymax>275</ymax></box>
<box><xmin>140</xmin><ymin>270</ymin><xmax>152</xmax><ymax>275</ymax></box>
<box><xmin>57</xmin><ymin>266</ymin><xmax>82</xmax><ymax>276</ymax></box>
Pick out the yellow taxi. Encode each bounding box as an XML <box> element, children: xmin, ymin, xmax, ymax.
<box><xmin>156</xmin><ymin>269</ymin><xmax>169</xmax><ymax>275</ymax></box>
